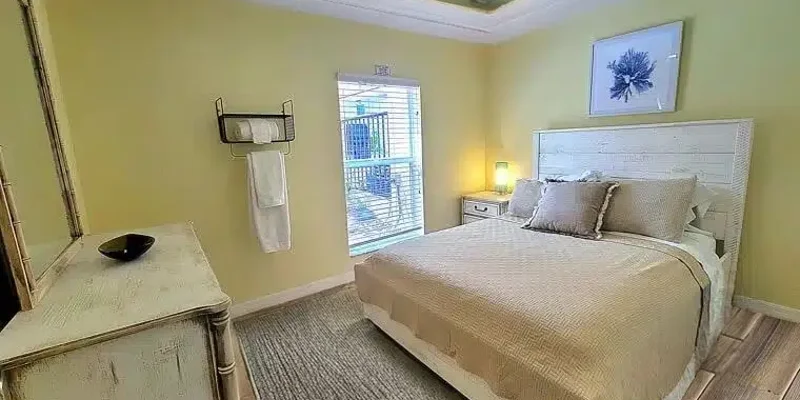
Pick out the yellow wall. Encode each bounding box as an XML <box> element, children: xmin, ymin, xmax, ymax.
<box><xmin>30</xmin><ymin>0</ymin><xmax>88</xmax><ymax>234</ymax></box>
<box><xmin>488</xmin><ymin>0</ymin><xmax>800</xmax><ymax>307</ymax></box>
<box><xmin>43</xmin><ymin>0</ymin><xmax>487</xmax><ymax>302</ymax></box>
<box><xmin>43</xmin><ymin>0</ymin><xmax>800</xmax><ymax>308</ymax></box>
<box><xmin>0</xmin><ymin>0</ymin><xmax>73</xmax><ymax>272</ymax></box>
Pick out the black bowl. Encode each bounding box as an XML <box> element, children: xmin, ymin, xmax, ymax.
<box><xmin>98</xmin><ymin>234</ymin><xmax>156</xmax><ymax>262</ymax></box>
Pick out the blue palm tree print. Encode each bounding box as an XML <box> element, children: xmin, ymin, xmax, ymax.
<box><xmin>607</xmin><ymin>48</ymin><xmax>657</xmax><ymax>102</ymax></box>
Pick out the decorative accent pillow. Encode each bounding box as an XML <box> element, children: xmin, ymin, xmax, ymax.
<box><xmin>522</xmin><ymin>181</ymin><xmax>619</xmax><ymax>240</ymax></box>
<box><xmin>507</xmin><ymin>179</ymin><xmax>544</xmax><ymax>218</ymax></box>
<box><xmin>603</xmin><ymin>177</ymin><xmax>697</xmax><ymax>243</ymax></box>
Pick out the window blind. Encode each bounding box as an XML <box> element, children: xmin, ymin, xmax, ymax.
<box><xmin>337</xmin><ymin>74</ymin><xmax>424</xmax><ymax>256</ymax></box>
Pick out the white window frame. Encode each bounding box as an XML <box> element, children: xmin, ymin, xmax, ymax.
<box><xmin>336</xmin><ymin>73</ymin><xmax>425</xmax><ymax>256</ymax></box>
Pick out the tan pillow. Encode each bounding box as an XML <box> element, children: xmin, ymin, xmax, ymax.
<box><xmin>522</xmin><ymin>181</ymin><xmax>619</xmax><ymax>240</ymax></box>
<box><xmin>507</xmin><ymin>179</ymin><xmax>544</xmax><ymax>218</ymax></box>
<box><xmin>603</xmin><ymin>177</ymin><xmax>697</xmax><ymax>243</ymax></box>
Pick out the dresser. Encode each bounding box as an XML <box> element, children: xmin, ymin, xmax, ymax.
<box><xmin>461</xmin><ymin>191</ymin><xmax>511</xmax><ymax>224</ymax></box>
<box><xmin>0</xmin><ymin>223</ymin><xmax>238</xmax><ymax>400</ymax></box>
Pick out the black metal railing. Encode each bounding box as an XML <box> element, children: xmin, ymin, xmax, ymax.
<box><xmin>342</xmin><ymin>112</ymin><xmax>392</xmax><ymax>197</ymax></box>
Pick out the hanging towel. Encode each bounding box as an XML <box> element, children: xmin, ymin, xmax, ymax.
<box><xmin>247</xmin><ymin>151</ymin><xmax>290</xmax><ymax>253</ymax></box>
<box><xmin>250</xmin><ymin>150</ymin><xmax>286</xmax><ymax>208</ymax></box>
<box><xmin>250</xmin><ymin>120</ymin><xmax>280</xmax><ymax>144</ymax></box>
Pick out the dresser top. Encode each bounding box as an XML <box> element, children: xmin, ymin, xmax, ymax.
<box><xmin>0</xmin><ymin>223</ymin><xmax>229</xmax><ymax>367</ymax></box>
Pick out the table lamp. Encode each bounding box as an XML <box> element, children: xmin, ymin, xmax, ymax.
<box><xmin>495</xmin><ymin>161</ymin><xmax>509</xmax><ymax>195</ymax></box>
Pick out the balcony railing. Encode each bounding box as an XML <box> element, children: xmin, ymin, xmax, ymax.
<box><xmin>341</xmin><ymin>112</ymin><xmax>422</xmax><ymax>249</ymax></box>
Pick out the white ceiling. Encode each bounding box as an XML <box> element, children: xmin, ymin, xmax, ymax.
<box><xmin>248</xmin><ymin>0</ymin><xmax>625</xmax><ymax>44</ymax></box>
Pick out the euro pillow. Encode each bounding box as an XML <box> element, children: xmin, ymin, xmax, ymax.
<box><xmin>603</xmin><ymin>177</ymin><xmax>697</xmax><ymax>243</ymax></box>
<box><xmin>522</xmin><ymin>181</ymin><xmax>619</xmax><ymax>240</ymax></box>
<box><xmin>507</xmin><ymin>179</ymin><xmax>544</xmax><ymax>218</ymax></box>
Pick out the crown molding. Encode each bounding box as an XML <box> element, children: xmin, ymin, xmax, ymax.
<box><xmin>247</xmin><ymin>0</ymin><xmax>624</xmax><ymax>44</ymax></box>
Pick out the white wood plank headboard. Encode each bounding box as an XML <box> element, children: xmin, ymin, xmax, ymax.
<box><xmin>534</xmin><ymin>119</ymin><xmax>753</xmax><ymax>311</ymax></box>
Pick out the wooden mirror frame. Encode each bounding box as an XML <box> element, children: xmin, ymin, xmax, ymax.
<box><xmin>0</xmin><ymin>0</ymin><xmax>84</xmax><ymax>310</ymax></box>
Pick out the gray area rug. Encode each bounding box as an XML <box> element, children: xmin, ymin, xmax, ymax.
<box><xmin>235</xmin><ymin>284</ymin><xmax>466</xmax><ymax>400</ymax></box>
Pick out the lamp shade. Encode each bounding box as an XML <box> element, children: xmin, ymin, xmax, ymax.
<box><xmin>494</xmin><ymin>161</ymin><xmax>509</xmax><ymax>194</ymax></box>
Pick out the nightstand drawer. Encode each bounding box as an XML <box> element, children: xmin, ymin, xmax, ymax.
<box><xmin>463</xmin><ymin>200</ymin><xmax>501</xmax><ymax>218</ymax></box>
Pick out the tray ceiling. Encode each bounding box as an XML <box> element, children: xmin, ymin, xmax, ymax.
<box><xmin>434</xmin><ymin>0</ymin><xmax>516</xmax><ymax>12</ymax></box>
<box><xmin>248</xmin><ymin>0</ymin><xmax>625</xmax><ymax>43</ymax></box>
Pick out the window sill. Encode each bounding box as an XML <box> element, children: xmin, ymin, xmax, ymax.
<box><xmin>348</xmin><ymin>228</ymin><xmax>423</xmax><ymax>257</ymax></box>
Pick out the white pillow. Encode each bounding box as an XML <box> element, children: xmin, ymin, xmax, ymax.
<box><xmin>553</xmin><ymin>170</ymin><xmax>605</xmax><ymax>182</ymax></box>
<box><xmin>694</xmin><ymin>184</ymin><xmax>717</xmax><ymax>218</ymax></box>
<box><xmin>685</xmin><ymin>183</ymin><xmax>717</xmax><ymax>225</ymax></box>
<box><xmin>685</xmin><ymin>224</ymin><xmax>715</xmax><ymax>238</ymax></box>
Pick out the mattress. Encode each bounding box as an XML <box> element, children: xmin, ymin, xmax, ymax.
<box><xmin>354</xmin><ymin>218</ymin><xmax>712</xmax><ymax>400</ymax></box>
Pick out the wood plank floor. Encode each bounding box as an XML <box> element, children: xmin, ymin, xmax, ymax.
<box><xmin>682</xmin><ymin>308</ymin><xmax>800</xmax><ymax>400</ymax></box>
<box><xmin>233</xmin><ymin>308</ymin><xmax>800</xmax><ymax>400</ymax></box>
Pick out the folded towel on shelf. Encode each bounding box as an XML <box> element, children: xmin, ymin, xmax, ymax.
<box><xmin>236</xmin><ymin>120</ymin><xmax>253</xmax><ymax>141</ymax></box>
<box><xmin>250</xmin><ymin>119</ymin><xmax>280</xmax><ymax>144</ymax></box>
<box><xmin>247</xmin><ymin>150</ymin><xmax>290</xmax><ymax>253</ymax></box>
<box><xmin>234</xmin><ymin>119</ymin><xmax>280</xmax><ymax>143</ymax></box>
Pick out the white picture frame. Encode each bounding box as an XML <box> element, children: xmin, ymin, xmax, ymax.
<box><xmin>589</xmin><ymin>21</ymin><xmax>684</xmax><ymax>117</ymax></box>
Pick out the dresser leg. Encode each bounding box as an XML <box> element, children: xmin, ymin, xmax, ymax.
<box><xmin>211</xmin><ymin>310</ymin><xmax>239</xmax><ymax>400</ymax></box>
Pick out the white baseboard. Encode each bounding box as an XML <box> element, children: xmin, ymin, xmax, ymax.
<box><xmin>231</xmin><ymin>271</ymin><xmax>355</xmax><ymax>320</ymax></box>
<box><xmin>734</xmin><ymin>295</ymin><xmax>800</xmax><ymax>323</ymax></box>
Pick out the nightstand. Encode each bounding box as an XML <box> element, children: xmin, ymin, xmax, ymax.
<box><xmin>462</xmin><ymin>191</ymin><xmax>511</xmax><ymax>225</ymax></box>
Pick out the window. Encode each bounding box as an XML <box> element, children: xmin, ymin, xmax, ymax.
<box><xmin>337</xmin><ymin>74</ymin><xmax>424</xmax><ymax>256</ymax></box>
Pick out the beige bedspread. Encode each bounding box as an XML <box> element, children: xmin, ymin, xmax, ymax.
<box><xmin>355</xmin><ymin>218</ymin><xmax>709</xmax><ymax>400</ymax></box>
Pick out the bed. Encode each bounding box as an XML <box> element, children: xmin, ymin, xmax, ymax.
<box><xmin>354</xmin><ymin>120</ymin><xmax>753</xmax><ymax>400</ymax></box>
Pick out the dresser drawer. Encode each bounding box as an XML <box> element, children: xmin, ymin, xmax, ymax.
<box><xmin>463</xmin><ymin>200</ymin><xmax>501</xmax><ymax>218</ymax></box>
<box><xmin>6</xmin><ymin>318</ymin><xmax>217</xmax><ymax>400</ymax></box>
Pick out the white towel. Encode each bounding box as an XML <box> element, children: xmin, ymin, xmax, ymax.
<box><xmin>250</xmin><ymin>150</ymin><xmax>286</xmax><ymax>208</ymax></box>
<box><xmin>250</xmin><ymin>120</ymin><xmax>280</xmax><ymax>144</ymax></box>
<box><xmin>247</xmin><ymin>151</ymin><xmax>290</xmax><ymax>253</ymax></box>
<box><xmin>235</xmin><ymin>120</ymin><xmax>253</xmax><ymax>141</ymax></box>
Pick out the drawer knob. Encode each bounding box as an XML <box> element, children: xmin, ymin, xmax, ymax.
<box><xmin>474</xmin><ymin>205</ymin><xmax>489</xmax><ymax>212</ymax></box>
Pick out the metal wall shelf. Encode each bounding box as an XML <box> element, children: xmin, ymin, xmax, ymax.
<box><xmin>215</xmin><ymin>97</ymin><xmax>295</xmax><ymax>144</ymax></box>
